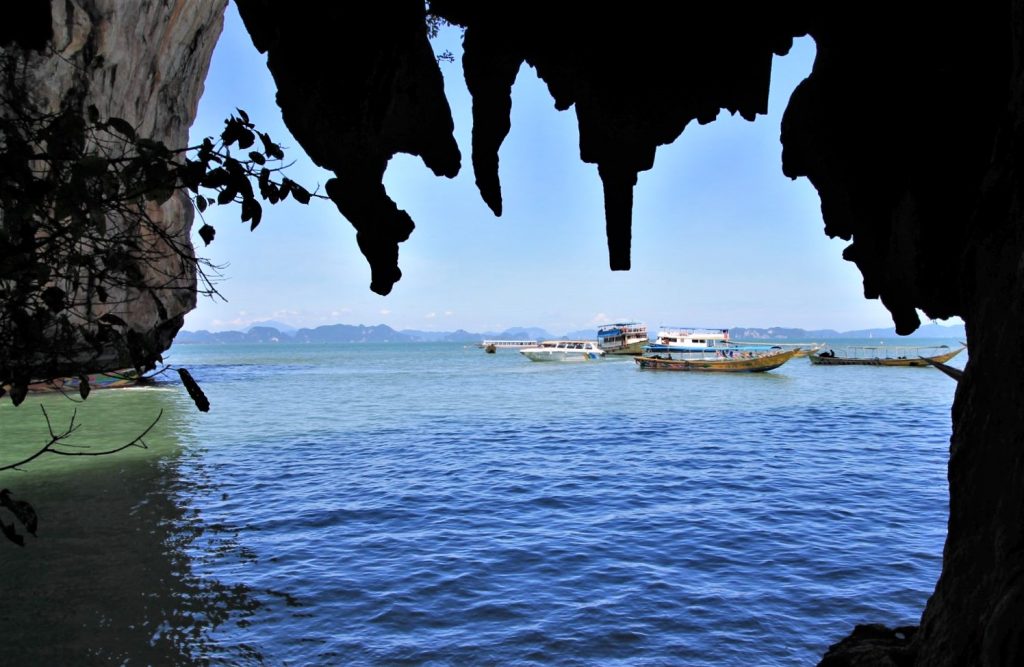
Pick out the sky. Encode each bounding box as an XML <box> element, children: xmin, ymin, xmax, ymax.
<box><xmin>184</xmin><ymin>5</ymin><xmax>909</xmax><ymax>335</ymax></box>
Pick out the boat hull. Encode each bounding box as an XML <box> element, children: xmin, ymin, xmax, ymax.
<box><xmin>808</xmin><ymin>347</ymin><xmax>964</xmax><ymax>367</ymax></box>
<box><xmin>25</xmin><ymin>369</ymin><xmax>144</xmax><ymax>393</ymax></box>
<box><xmin>602</xmin><ymin>340</ymin><xmax>648</xmax><ymax>355</ymax></box>
<box><xmin>634</xmin><ymin>349</ymin><xmax>798</xmax><ymax>372</ymax></box>
<box><xmin>521</xmin><ymin>350</ymin><xmax>605</xmax><ymax>362</ymax></box>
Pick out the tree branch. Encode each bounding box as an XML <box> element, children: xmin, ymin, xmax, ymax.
<box><xmin>0</xmin><ymin>406</ymin><xmax>161</xmax><ymax>472</ymax></box>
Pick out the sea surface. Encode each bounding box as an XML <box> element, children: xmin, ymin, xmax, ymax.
<box><xmin>0</xmin><ymin>339</ymin><xmax>963</xmax><ymax>665</ymax></box>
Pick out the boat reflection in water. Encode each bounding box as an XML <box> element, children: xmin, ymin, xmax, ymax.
<box><xmin>0</xmin><ymin>384</ymin><xmax>265</xmax><ymax>664</ymax></box>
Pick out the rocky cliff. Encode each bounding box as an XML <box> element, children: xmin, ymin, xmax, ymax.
<box><xmin>1</xmin><ymin>0</ymin><xmax>226</xmax><ymax>374</ymax></box>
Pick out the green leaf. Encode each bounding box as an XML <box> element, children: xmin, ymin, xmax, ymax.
<box><xmin>291</xmin><ymin>183</ymin><xmax>311</xmax><ymax>205</ymax></box>
<box><xmin>195</xmin><ymin>196</ymin><xmax>207</xmax><ymax>212</ymax></box>
<box><xmin>1</xmin><ymin>521</ymin><xmax>24</xmax><ymax>547</ymax></box>
<box><xmin>248</xmin><ymin>151</ymin><xmax>266</xmax><ymax>165</ymax></box>
<box><xmin>77</xmin><ymin>156</ymin><xmax>108</xmax><ymax>176</ymax></box>
<box><xmin>242</xmin><ymin>199</ymin><xmax>263</xmax><ymax>230</ymax></box>
<box><xmin>221</xmin><ymin>119</ymin><xmax>241</xmax><ymax>147</ymax></box>
<box><xmin>201</xmin><ymin>167</ymin><xmax>229</xmax><ymax>189</ymax></box>
<box><xmin>136</xmin><ymin>138</ymin><xmax>169</xmax><ymax>156</ymax></box>
<box><xmin>258</xmin><ymin>132</ymin><xmax>284</xmax><ymax>160</ymax></box>
<box><xmin>258</xmin><ymin>168</ymin><xmax>272</xmax><ymax>198</ymax></box>
<box><xmin>41</xmin><ymin>286</ymin><xmax>65</xmax><ymax>312</ymax></box>
<box><xmin>179</xmin><ymin>159</ymin><xmax>205</xmax><ymax>192</ymax></box>
<box><xmin>100</xmin><ymin>313</ymin><xmax>128</xmax><ymax>327</ymax></box>
<box><xmin>147</xmin><ymin>185</ymin><xmax>175</xmax><ymax>206</ymax></box>
<box><xmin>106</xmin><ymin>117</ymin><xmax>136</xmax><ymax>140</ymax></box>
<box><xmin>236</xmin><ymin>128</ymin><xmax>255</xmax><ymax>150</ymax></box>
<box><xmin>198</xmin><ymin>224</ymin><xmax>216</xmax><ymax>246</ymax></box>
<box><xmin>0</xmin><ymin>490</ymin><xmax>38</xmax><ymax>536</ymax></box>
<box><xmin>78</xmin><ymin>375</ymin><xmax>90</xmax><ymax>400</ymax></box>
<box><xmin>9</xmin><ymin>383</ymin><xmax>27</xmax><ymax>407</ymax></box>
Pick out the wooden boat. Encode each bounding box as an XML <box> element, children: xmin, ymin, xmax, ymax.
<box><xmin>808</xmin><ymin>345</ymin><xmax>965</xmax><ymax>367</ymax></box>
<box><xmin>634</xmin><ymin>347</ymin><xmax>798</xmax><ymax>372</ymax></box>
<box><xmin>25</xmin><ymin>368</ymin><xmax>146</xmax><ymax>393</ymax></box>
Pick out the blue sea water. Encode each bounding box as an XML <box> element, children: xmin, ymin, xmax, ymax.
<box><xmin>0</xmin><ymin>340</ymin><xmax>961</xmax><ymax>665</ymax></box>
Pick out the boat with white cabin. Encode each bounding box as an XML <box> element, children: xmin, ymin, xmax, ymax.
<box><xmin>519</xmin><ymin>340</ymin><xmax>606</xmax><ymax>362</ymax></box>
<box><xmin>596</xmin><ymin>322</ymin><xmax>649</xmax><ymax>355</ymax></box>
<box><xmin>645</xmin><ymin>327</ymin><xmax>733</xmax><ymax>353</ymax></box>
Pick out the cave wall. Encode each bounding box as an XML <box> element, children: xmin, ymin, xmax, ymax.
<box><xmin>3</xmin><ymin>1</ymin><xmax>1022</xmax><ymax>664</ymax></box>
<box><xmin>1</xmin><ymin>0</ymin><xmax>227</xmax><ymax>366</ymax></box>
<box><xmin>234</xmin><ymin>0</ymin><xmax>461</xmax><ymax>295</ymax></box>
<box><xmin>783</xmin><ymin>6</ymin><xmax>1021</xmax><ymax>665</ymax></box>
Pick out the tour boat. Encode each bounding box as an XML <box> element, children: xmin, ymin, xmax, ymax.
<box><xmin>596</xmin><ymin>322</ymin><xmax>649</xmax><ymax>355</ymax></box>
<box><xmin>645</xmin><ymin>327</ymin><xmax>733</xmax><ymax>353</ymax></box>
<box><xmin>809</xmin><ymin>344</ymin><xmax>965</xmax><ymax>367</ymax></box>
<box><xmin>634</xmin><ymin>347</ymin><xmax>799</xmax><ymax>372</ymax></box>
<box><xmin>519</xmin><ymin>340</ymin><xmax>606</xmax><ymax>362</ymax></box>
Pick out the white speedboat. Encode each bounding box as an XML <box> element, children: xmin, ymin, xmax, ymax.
<box><xmin>519</xmin><ymin>340</ymin><xmax>606</xmax><ymax>362</ymax></box>
<box><xmin>596</xmin><ymin>322</ymin><xmax>648</xmax><ymax>355</ymax></box>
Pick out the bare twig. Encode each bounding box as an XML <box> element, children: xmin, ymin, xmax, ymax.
<box><xmin>0</xmin><ymin>406</ymin><xmax>161</xmax><ymax>472</ymax></box>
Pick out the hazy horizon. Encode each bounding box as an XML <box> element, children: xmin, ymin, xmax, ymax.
<box><xmin>184</xmin><ymin>317</ymin><xmax>965</xmax><ymax>337</ymax></box>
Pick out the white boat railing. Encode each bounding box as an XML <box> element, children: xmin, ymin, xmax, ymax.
<box><xmin>480</xmin><ymin>340</ymin><xmax>538</xmax><ymax>349</ymax></box>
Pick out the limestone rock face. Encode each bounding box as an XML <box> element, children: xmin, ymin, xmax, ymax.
<box><xmin>4</xmin><ymin>0</ymin><xmax>226</xmax><ymax>369</ymax></box>
<box><xmin>235</xmin><ymin>1</ymin><xmax>461</xmax><ymax>296</ymax></box>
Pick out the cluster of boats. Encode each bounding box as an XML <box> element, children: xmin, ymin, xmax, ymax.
<box><xmin>482</xmin><ymin>323</ymin><xmax>965</xmax><ymax>374</ymax></box>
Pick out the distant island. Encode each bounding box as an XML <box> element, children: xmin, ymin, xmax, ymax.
<box><xmin>173</xmin><ymin>321</ymin><xmax>965</xmax><ymax>345</ymax></box>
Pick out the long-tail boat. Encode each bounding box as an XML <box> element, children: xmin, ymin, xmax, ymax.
<box><xmin>24</xmin><ymin>368</ymin><xmax>147</xmax><ymax>393</ymax></box>
<box><xmin>634</xmin><ymin>347</ymin><xmax>798</xmax><ymax>372</ymax></box>
<box><xmin>808</xmin><ymin>345</ymin><xmax>965</xmax><ymax>367</ymax></box>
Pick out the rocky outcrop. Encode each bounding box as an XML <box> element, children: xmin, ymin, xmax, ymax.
<box><xmin>235</xmin><ymin>1</ymin><xmax>460</xmax><ymax>296</ymax></box>
<box><xmin>782</xmin><ymin>6</ymin><xmax>1023</xmax><ymax>665</ymax></box>
<box><xmin>2</xmin><ymin>0</ymin><xmax>226</xmax><ymax>371</ymax></box>
<box><xmin>818</xmin><ymin>624</ymin><xmax>917</xmax><ymax>667</ymax></box>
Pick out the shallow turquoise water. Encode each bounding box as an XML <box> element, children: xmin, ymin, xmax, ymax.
<box><xmin>0</xmin><ymin>340</ymin><xmax>962</xmax><ymax>664</ymax></box>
